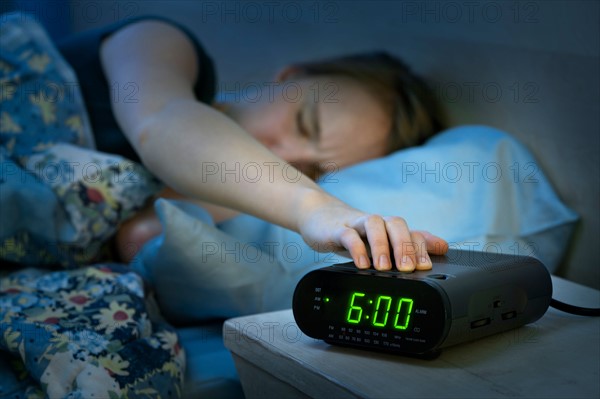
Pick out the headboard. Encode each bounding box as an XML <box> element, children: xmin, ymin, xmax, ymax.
<box><xmin>65</xmin><ymin>0</ymin><xmax>598</xmax><ymax>288</ymax></box>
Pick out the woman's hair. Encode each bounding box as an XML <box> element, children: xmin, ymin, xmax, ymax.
<box><xmin>286</xmin><ymin>51</ymin><xmax>447</xmax><ymax>154</ymax></box>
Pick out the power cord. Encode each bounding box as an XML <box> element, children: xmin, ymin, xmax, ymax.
<box><xmin>550</xmin><ymin>299</ymin><xmax>600</xmax><ymax>316</ymax></box>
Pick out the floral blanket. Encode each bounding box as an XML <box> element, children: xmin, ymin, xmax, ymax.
<box><xmin>1</xmin><ymin>13</ymin><xmax>184</xmax><ymax>398</ymax></box>
<box><xmin>0</xmin><ymin>265</ymin><xmax>185</xmax><ymax>398</ymax></box>
<box><xmin>0</xmin><ymin>12</ymin><xmax>161</xmax><ymax>268</ymax></box>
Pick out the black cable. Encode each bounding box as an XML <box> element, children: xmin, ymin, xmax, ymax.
<box><xmin>550</xmin><ymin>298</ymin><xmax>600</xmax><ymax>316</ymax></box>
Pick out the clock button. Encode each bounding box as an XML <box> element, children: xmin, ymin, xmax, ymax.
<box><xmin>470</xmin><ymin>317</ymin><xmax>491</xmax><ymax>328</ymax></box>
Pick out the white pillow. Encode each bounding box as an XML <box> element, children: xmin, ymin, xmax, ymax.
<box><xmin>133</xmin><ymin>199</ymin><xmax>309</xmax><ymax>323</ymax></box>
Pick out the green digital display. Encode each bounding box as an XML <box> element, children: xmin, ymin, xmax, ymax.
<box><xmin>345</xmin><ymin>291</ymin><xmax>414</xmax><ymax>329</ymax></box>
<box><xmin>292</xmin><ymin>264</ymin><xmax>451</xmax><ymax>354</ymax></box>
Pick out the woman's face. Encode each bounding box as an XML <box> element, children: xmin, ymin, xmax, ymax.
<box><xmin>223</xmin><ymin>75</ymin><xmax>392</xmax><ymax>176</ymax></box>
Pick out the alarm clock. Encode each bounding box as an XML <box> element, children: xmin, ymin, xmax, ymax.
<box><xmin>292</xmin><ymin>249</ymin><xmax>552</xmax><ymax>356</ymax></box>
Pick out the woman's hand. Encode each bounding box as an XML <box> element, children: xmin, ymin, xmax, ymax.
<box><xmin>297</xmin><ymin>192</ymin><xmax>448</xmax><ymax>271</ymax></box>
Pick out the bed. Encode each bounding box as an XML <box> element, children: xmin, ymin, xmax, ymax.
<box><xmin>0</xmin><ymin>6</ymin><xmax>590</xmax><ymax>398</ymax></box>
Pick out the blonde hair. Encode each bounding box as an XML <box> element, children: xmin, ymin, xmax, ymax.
<box><xmin>287</xmin><ymin>52</ymin><xmax>447</xmax><ymax>153</ymax></box>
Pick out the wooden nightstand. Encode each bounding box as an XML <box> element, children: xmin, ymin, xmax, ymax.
<box><xmin>224</xmin><ymin>276</ymin><xmax>599</xmax><ymax>398</ymax></box>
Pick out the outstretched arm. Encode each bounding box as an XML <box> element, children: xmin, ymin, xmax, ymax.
<box><xmin>100</xmin><ymin>20</ymin><xmax>447</xmax><ymax>271</ymax></box>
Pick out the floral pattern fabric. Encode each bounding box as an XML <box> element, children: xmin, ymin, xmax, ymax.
<box><xmin>1</xmin><ymin>13</ymin><xmax>183</xmax><ymax>398</ymax></box>
<box><xmin>0</xmin><ymin>265</ymin><xmax>185</xmax><ymax>398</ymax></box>
<box><xmin>0</xmin><ymin>12</ymin><xmax>162</xmax><ymax>268</ymax></box>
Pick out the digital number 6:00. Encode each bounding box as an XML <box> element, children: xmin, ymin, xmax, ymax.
<box><xmin>346</xmin><ymin>292</ymin><xmax>414</xmax><ymax>330</ymax></box>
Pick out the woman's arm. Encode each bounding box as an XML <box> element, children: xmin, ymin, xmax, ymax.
<box><xmin>100</xmin><ymin>20</ymin><xmax>447</xmax><ymax>271</ymax></box>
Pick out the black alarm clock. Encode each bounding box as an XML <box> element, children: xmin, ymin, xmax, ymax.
<box><xmin>292</xmin><ymin>249</ymin><xmax>552</xmax><ymax>356</ymax></box>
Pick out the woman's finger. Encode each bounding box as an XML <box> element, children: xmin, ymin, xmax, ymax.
<box><xmin>413</xmin><ymin>230</ymin><xmax>449</xmax><ymax>255</ymax></box>
<box><xmin>364</xmin><ymin>215</ymin><xmax>393</xmax><ymax>270</ymax></box>
<box><xmin>383</xmin><ymin>216</ymin><xmax>416</xmax><ymax>272</ymax></box>
<box><xmin>338</xmin><ymin>228</ymin><xmax>371</xmax><ymax>269</ymax></box>
<box><xmin>411</xmin><ymin>231</ymin><xmax>433</xmax><ymax>270</ymax></box>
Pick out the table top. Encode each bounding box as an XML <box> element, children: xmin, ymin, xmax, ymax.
<box><xmin>224</xmin><ymin>276</ymin><xmax>600</xmax><ymax>398</ymax></box>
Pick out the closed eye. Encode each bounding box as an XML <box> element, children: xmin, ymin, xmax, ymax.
<box><xmin>296</xmin><ymin>106</ymin><xmax>310</xmax><ymax>139</ymax></box>
<box><xmin>296</xmin><ymin>102</ymin><xmax>320</xmax><ymax>143</ymax></box>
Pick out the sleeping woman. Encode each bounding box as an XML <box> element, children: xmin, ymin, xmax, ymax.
<box><xmin>57</xmin><ymin>16</ymin><xmax>449</xmax><ymax>271</ymax></box>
